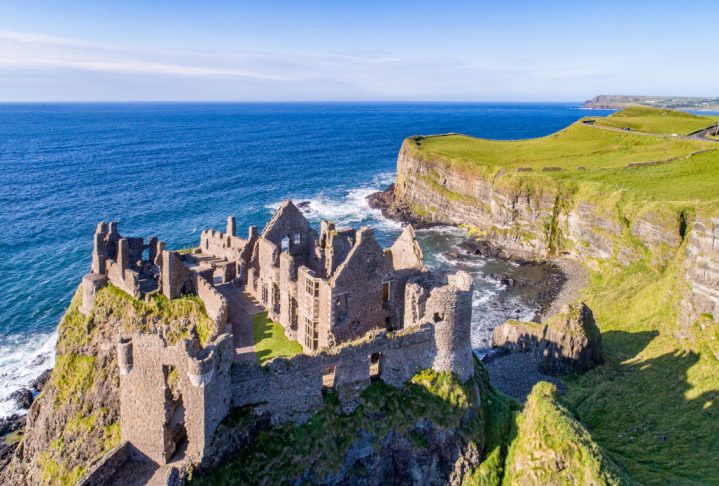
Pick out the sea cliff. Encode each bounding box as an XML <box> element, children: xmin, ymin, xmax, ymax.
<box><xmin>376</xmin><ymin>108</ymin><xmax>719</xmax><ymax>483</ymax></box>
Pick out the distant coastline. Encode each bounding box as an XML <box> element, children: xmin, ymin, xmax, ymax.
<box><xmin>583</xmin><ymin>94</ymin><xmax>719</xmax><ymax>111</ymax></box>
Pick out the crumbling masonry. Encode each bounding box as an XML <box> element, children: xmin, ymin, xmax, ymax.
<box><xmin>77</xmin><ymin>201</ymin><xmax>474</xmax><ymax>482</ymax></box>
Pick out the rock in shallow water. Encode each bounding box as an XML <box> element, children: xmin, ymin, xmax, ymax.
<box><xmin>7</xmin><ymin>388</ymin><xmax>33</xmax><ymax>410</ymax></box>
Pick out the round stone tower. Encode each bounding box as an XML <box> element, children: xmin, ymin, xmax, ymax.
<box><xmin>430</xmin><ymin>271</ymin><xmax>474</xmax><ymax>382</ymax></box>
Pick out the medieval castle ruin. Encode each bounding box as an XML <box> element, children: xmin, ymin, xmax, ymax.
<box><xmin>77</xmin><ymin>201</ymin><xmax>474</xmax><ymax>484</ymax></box>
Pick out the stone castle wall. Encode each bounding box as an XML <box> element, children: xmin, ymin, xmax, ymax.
<box><xmin>118</xmin><ymin>332</ymin><xmax>233</xmax><ymax>465</ymax></box>
<box><xmin>230</xmin><ymin>271</ymin><xmax>474</xmax><ymax>423</ymax></box>
<box><xmin>194</xmin><ymin>275</ymin><xmax>229</xmax><ymax>336</ymax></box>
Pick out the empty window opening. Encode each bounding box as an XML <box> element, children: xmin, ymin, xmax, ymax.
<box><xmin>273</xmin><ymin>285</ymin><xmax>281</xmax><ymax>313</ymax></box>
<box><xmin>281</xmin><ymin>235</ymin><xmax>290</xmax><ymax>252</ymax></box>
<box><xmin>305</xmin><ymin>277</ymin><xmax>319</xmax><ymax>297</ymax></box>
<box><xmin>163</xmin><ymin>365</ymin><xmax>187</xmax><ymax>462</ymax></box>
<box><xmin>433</xmin><ymin>312</ymin><xmax>444</xmax><ymax>323</ymax></box>
<box><xmin>370</xmin><ymin>352</ymin><xmax>382</xmax><ymax>380</ymax></box>
<box><xmin>322</xmin><ymin>365</ymin><xmax>336</xmax><ymax>388</ymax></box>
<box><xmin>304</xmin><ymin>317</ymin><xmax>319</xmax><ymax>350</ymax></box>
<box><xmin>334</xmin><ymin>294</ymin><xmax>349</xmax><ymax>321</ymax></box>
<box><xmin>290</xmin><ymin>298</ymin><xmax>298</xmax><ymax>330</ymax></box>
<box><xmin>292</xmin><ymin>234</ymin><xmax>302</xmax><ymax>246</ymax></box>
<box><xmin>382</xmin><ymin>281</ymin><xmax>391</xmax><ymax>302</ymax></box>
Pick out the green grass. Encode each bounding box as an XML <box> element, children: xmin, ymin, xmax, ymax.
<box><xmin>410</xmin><ymin>118</ymin><xmax>714</xmax><ymax>174</ymax></box>
<box><xmin>591</xmin><ymin>106</ymin><xmax>717</xmax><ymax>135</ymax></box>
<box><xmin>251</xmin><ymin>312</ymin><xmax>303</xmax><ymax>365</ymax></box>
<box><xmin>503</xmin><ymin>382</ymin><xmax>633</xmax><ymax>486</ymax></box>
<box><xmin>563</xmin><ymin>260</ymin><xmax>719</xmax><ymax>485</ymax></box>
<box><xmin>4</xmin><ymin>430</ymin><xmax>23</xmax><ymax>446</ymax></box>
<box><xmin>556</xmin><ymin>150</ymin><xmax>719</xmax><ymax>202</ymax></box>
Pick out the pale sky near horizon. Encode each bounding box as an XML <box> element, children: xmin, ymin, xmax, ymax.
<box><xmin>1</xmin><ymin>0</ymin><xmax>716</xmax><ymax>102</ymax></box>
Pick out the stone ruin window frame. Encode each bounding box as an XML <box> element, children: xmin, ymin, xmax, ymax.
<box><xmin>305</xmin><ymin>276</ymin><xmax>319</xmax><ymax>297</ymax></box>
<box><xmin>322</xmin><ymin>365</ymin><xmax>336</xmax><ymax>389</ymax></box>
<box><xmin>304</xmin><ymin>315</ymin><xmax>319</xmax><ymax>350</ymax></box>
<box><xmin>382</xmin><ymin>280</ymin><xmax>392</xmax><ymax>303</ymax></box>
<box><xmin>370</xmin><ymin>352</ymin><xmax>382</xmax><ymax>380</ymax></box>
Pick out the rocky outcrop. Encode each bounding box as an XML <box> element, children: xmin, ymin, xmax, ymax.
<box><xmin>0</xmin><ymin>286</ymin><xmax>212</xmax><ymax>486</ymax></box>
<box><xmin>680</xmin><ymin>216</ymin><xmax>719</xmax><ymax>337</ymax></box>
<box><xmin>491</xmin><ymin>302</ymin><xmax>603</xmax><ymax>374</ymax></box>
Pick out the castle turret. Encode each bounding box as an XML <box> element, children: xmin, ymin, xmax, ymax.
<box><xmin>80</xmin><ymin>273</ymin><xmax>107</xmax><ymax>316</ymax></box>
<box><xmin>429</xmin><ymin>271</ymin><xmax>474</xmax><ymax>382</ymax></box>
<box><xmin>227</xmin><ymin>216</ymin><xmax>237</xmax><ymax>237</ymax></box>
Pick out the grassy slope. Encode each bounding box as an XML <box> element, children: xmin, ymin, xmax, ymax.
<box><xmin>408</xmin><ymin>107</ymin><xmax>719</xmax><ymax>485</ymax></box>
<box><xmin>591</xmin><ymin>106</ymin><xmax>718</xmax><ymax>135</ymax></box>
<box><xmin>502</xmin><ymin>382</ymin><xmax>632</xmax><ymax>486</ymax></box>
<box><xmin>251</xmin><ymin>312</ymin><xmax>303</xmax><ymax>365</ymax></box>
<box><xmin>566</xmin><ymin>260</ymin><xmax>719</xmax><ymax>485</ymax></box>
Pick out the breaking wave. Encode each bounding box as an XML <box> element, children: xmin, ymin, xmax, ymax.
<box><xmin>0</xmin><ymin>331</ymin><xmax>56</xmax><ymax>418</ymax></box>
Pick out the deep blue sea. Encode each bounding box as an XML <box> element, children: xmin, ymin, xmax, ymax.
<box><xmin>0</xmin><ymin>102</ymin><xmax>612</xmax><ymax>416</ymax></box>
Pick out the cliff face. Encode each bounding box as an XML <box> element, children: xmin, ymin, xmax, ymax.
<box><xmin>393</xmin><ymin>139</ymin><xmax>719</xmax><ymax>340</ymax></box>
<box><xmin>1</xmin><ymin>286</ymin><xmax>212</xmax><ymax>486</ymax></box>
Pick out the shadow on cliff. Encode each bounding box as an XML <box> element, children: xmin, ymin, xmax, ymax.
<box><xmin>567</xmin><ymin>329</ymin><xmax>719</xmax><ymax>484</ymax></box>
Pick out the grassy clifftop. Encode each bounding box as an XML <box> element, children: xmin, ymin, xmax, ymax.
<box><xmin>406</xmin><ymin>107</ymin><xmax>719</xmax><ymax>204</ymax></box>
<box><xmin>503</xmin><ymin>382</ymin><xmax>632</xmax><ymax>486</ymax></box>
<box><xmin>395</xmin><ymin>107</ymin><xmax>719</xmax><ymax>484</ymax></box>
<box><xmin>590</xmin><ymin>106</ymin><xmax>718</xmax><ymax>135</ymax></box>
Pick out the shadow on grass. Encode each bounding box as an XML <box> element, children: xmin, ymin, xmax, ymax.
<box><xmin>251</xmin><ymin>312</ymin><xmax>302</xmax><ymax>365</ymax></box>
<box><xmin>567</xmin><ymin>329</ymin><xmax>719</xmax><ymax>485</ymax></box>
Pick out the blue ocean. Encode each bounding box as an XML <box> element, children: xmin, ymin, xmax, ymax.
<box><xmin>0</xmin><ymin>102</ymin><xmax>610</xmax><ymax>416</ymax></box>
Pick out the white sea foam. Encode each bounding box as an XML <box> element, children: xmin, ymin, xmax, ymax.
<box><xmin>0</xmin><ymin>331</ymin><xmax>57</xmax><ymax>418</ymax></box>
<box><xmin>267</xmin><ymin>172</ymin><xmax>402</xmax><ymax>232</ymax></box>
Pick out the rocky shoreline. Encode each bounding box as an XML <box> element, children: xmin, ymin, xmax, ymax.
<box><xmin>367</xmin><ymin>185</ymin><xmax>590</xmax><ymax>401</ymax></box>
<box><xmin>0</xmin><ymin>369</ymin><xmax>51</xmax><ymax>470</ymax></box>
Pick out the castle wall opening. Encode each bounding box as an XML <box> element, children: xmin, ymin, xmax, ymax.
<box><xmin>370</xmin><ymin>352</ymin><xmax>382</xmax><ymax>380</ymax></box>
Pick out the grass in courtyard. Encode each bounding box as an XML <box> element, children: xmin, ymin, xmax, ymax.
<box><xmin>591</xmin><ymin>106</ymin><xmax>718</xmax><ymax>135</ymax></box>
<box><xmin>251</xmin><ymin>312</ymin><xmax>302</xmax><ymax>365</ymax></box>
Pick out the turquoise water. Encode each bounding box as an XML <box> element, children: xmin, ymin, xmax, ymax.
<box><xmin>0</xmin><ymin>102</ymin><xmax>611</xmax><ymax>415</ymax></box>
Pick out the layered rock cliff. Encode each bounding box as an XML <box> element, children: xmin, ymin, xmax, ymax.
<box><xmin>391</xmin><ymin>137</ymin><xmax>719</xmax><ymax>340</ymax></box>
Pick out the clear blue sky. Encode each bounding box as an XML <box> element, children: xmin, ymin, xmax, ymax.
<box><xmin>1</xmin><ymin>0</ymin><xmax>715</xmax><ymax>101</ymax></box>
